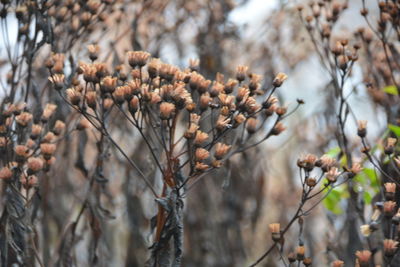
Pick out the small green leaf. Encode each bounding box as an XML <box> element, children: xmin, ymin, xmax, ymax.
<box><xmin>363</xmin><ymin>191</ymin><xmax>372</xmax><ymax>204</ymax></box>
<box><xmin>325</xmin><ymin>147</ymin><xmax>341</xmax><ymax>158</ymax></box>
<box><xmin>384</xmin><ymin>85</ymin><xmax>398</xmax><ymax>95</ymax></box>
<box><xmin>388</xmin><ymin>124</ymin><xmax>400</xmax><ymax>137</ymax></box>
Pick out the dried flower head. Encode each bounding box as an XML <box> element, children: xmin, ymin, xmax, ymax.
<box><xmin>40</xmin><ymin>143</ymin><xmax>56</xmax><ymax>160</ymax></box>
<box><xmin>159</xmin><ymin>102</ymin><xmax>175</xmax><ymax>120</ymax></box>
<box><xmin>383</xmin><ymin>201</ymin><xmax>397</xmax><ymax>217</ymax></box>
<box><xmin>326</xmin><ymin>167</ymin><xmax>340</xmax><ymax>183</ymax></box>
<box><xmin>194</xmin><ymin>131</ymin><xmax>209</xmax><ymax>146</ymax></box>
<box><xmin>31</xmin><ymin>124</ymin><xmax>42</xmax><ymax>139</ymax></box>
<box><xmin>273</xmin><ymin>72</ymin><xmax>288</xmax><ymax>87</ymax></box>
<box><xmin>355</xmin><ymin>250</ymin><xmax>371</xmax><ymax>267</ymax></box>
<box><xmin>215</xmin><ymin>143</ymin><xmax>231</xmax><ymax>159</ymax></box>
<box><xmin>0</xmin><ymin>167</ymin><xmax>13</xmax><ymax>180</ymax></box>
<box><xmin>383</xmin><ymin>239</ymin><xmax>398</xmax><ymax>257</ymax></box>
<box><xmin>357</xmin><ymin>120</ymin><xmax>367</xmax><ymax>138</ymax></box>
<box><xmin>195</xmin><ymin>148</ymin><xmax>210</xmax><ymax>161</ymax></box>
<box><xmin>331</xmin><ymin>260</ymin><xmax>344</xmax><ymax>267</ymax></box>
<box><xmin>236</xmin><ymin>65</ymin><xmax>248</xmax><ymax>82</ymax></box>
<box><xmin>269</xmin><ymin>223</ymin><xmax>281</xmax><ymax>242</ymax></box>
<box><xmin>15</xmin><ymin>112</ymin><xmax>33</xmax><ymax>127</ymax></box>
<box><xmin>49</xmin><ymin>74</ymin><xmax>65</xmax><ymax>90</ymax></box>
<box><xmin>53</xmin><ymin>120</ymin><xmax>65</xmax><ymax>136</ymax></box>
<box><xmin>127</xmin><ymin>51</ymin><xmax>150</xmax><ymax>68</ymax></box>
<box><xmin>27</xmin><ymin>157</ymin><xmax>44</xmax><ymax>174</ymax></box>
<box><xmin>385</xmin><ymin>137</ymin><xmax>397</xmax><ymax>155</ymax></box>
<box><xmin>195</xmin><ymin>162</ymin><xmax>209</xmax><ymax>172</ymax></box>
<box><xmin>42</xmin><ymin>104</ymin><xmax>57</xmax><ymax>122</ymax></box>
<box><xmin>66</xmin><ymin>88</ymin><xmax>82</xmax><ymax>105</ymax></box>
<box><xmin>271</xmin><ymin>122</ymin><xmax>286</xmax><ymax>136</ymax></box>
<box><xmin>296</xmin><ymin>245</ymin><xmax>305</xmax><ymax>261</ymax></box>
<box><xmin>87</xmin><ymin>44</ymin><xmax>100</xmax><ymax>61</ymax></box>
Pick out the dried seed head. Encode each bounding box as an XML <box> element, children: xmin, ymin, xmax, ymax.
<box><xmin>85</xmin><ymin>91</ymin><xmax>97</xmax><ymax>109</ymax></box>
<box><xmin>246</xmin><ymin>117</ymin><xmax>258</xmax><ymax>134</ymax></box>
<box><xmin>66</xmin><ymin>88</ymin><xmax>81</xmax><ymax>105</ymax></box>
<box><xmin>357</xmin><ymin>120</ymin><xmax>367</xmax><ymax>138</ymax></box>
<box><xmin>216</xmin><ymin>115</ymin><xmax>231</xmax><ymax>132</ymax></box>
<box><xmin>16</xmin><ymin>112</ymin><xmax>33</xmax><ymax>127</ymax></box>
<box><xmin>77</xmin><ymin>118</ymin><xmax>90</xmax><ymax>130</ymax></box>
<box><xmin>385</xmin><ymin>137</ymin><xmax>397</xmax><ymax>155</ymax></box>
<box><xmin>128</xmin><ymin>96</ymin><xmax>139</xmax><ymax>114</ymax></box>
<box><xmin>0</xmin><ymin>167</ymin><xmax>13</xmax><ymax>180</ymax></box>
<box><xmin>15</xmin><ymin>145</ymin><xmax>29</xmax><ymax>162</ymax></box>
<box><xmin>113</xmin><ymin>86</ymin><xmax>126</xmax><ymax>104</ymax></box>
<box><xmin>224</xmin><ymin>79</ymin><xmax>238</xmax><ymax>94</ymax></box>
<box><xmin>53</xmin><ymin>120</ymin><xmax>65</xmax><ymax>136</ymax></box>
<box><xmin>195</xmin><ymin>162</ymin><xmax>209</xmax><ymax>172</ymax></box>
<box><xmin>269</xmin><ymin>223</ymin><xmax>281</xmax><ymax>242</ymax></box>
<box><xmin>159</xmin><ymin>102</ymin><xmax>175</xmax><ymax>120</ymax></box>
<box><xmin>326</xmin><ymin>167</ymin><xmax>340</xmax><ymax>183</ymax></box>
<box><xmin>233</xmin><ymin>113</ymin><xmax>246</xmax><ymax>128</ymax></box>
<box><xmin>303</xmin><ymin>258</ymin><xmax>312</xmax><ymax>267</ymax></box>
<box><xmin>273</xmin><ymin>72</ymin><xmax>288</xmax><ymax>87</ymax></box>
<box><xmin>184</xmin><ymin>123</ymin><xmax>199</xmax><ymax>139</ymax></box>
<box><xmin>355</xmin><ymin>250</ymin><xmax>371</xmax><ymax>267</ymax></box>
<box><xmin>331</xmin><ymin>260</ymin><xmax>344</xmax><ymax>267</ymax></box>
<box><xmin>189</xmin><ymin>58</ymin><xmax>200</xmax><ymax>72</ymax></box>
<box><xmin>318</xmin><ymin>155</ymin><xmax>336</xmax><ymax>172</ymax></box>
<box><xmin>271</xmin><ymin>122</ymin><xmax>286</xmax><ymax>136</ymax></box>
<box><xmin>87</xmin><ymin>44</ymin><xmax>100</xmax><ymax>61</ymax></box>
<box><xmin>42</xmin><ymin>132</ymin><xmax>56</xmax><ymax>143</ymax></box>
<box><xmin>199</xmin><ymin>93</ymin><xmax>211</xmax><ymax>111</ymax></box>
<box><xmin>210</xmin><ymin>82</ymin><xmax>224</xmax><ymax>97</ymax></box>
<box><xmin>236</xmin><ymin>87</ymin><xmax>249</xmax><ymax>102</ymax></box>
<box><xmin>288</xmin><ymin>252</ymin><xmax>296</xmax><ymax>263</ymax></box>
<box><xmin>306</xmin><ymin>177</ymin><xmax>317</xmax><ymax>187</ymax></box>
<box><xmin>214</xmin><ymin>143</ymin><xmax>231</xmax><ymax>160</ymax></box>
<box><xmin>42</xmin><ymin>104</ymin><xmax>57</xmax><ymax>122</ymax></box>
<box><xmin>100</xmin><ymin>76</ymin><xmax>117</xmax><ymax>93</ymax></box>
<box><xmin>236</xmin><ymin>65</ymin><xmax>248</xmax><ymax>82</ymax></box>
<box><xmin>27</xmin><ymin>157</ymin><xmax>44</xmax><ymax>174</ymax></box>
<box><xmin>349</xmin><ymin>162</ymin><xmax>362</xmax><ymax>177</ymax></box>
<box><xmin>30</xmin><ymin>124</ymin><xmax>42</xmax><ymax>139</ymax></box>
<box><xmin>148</xmin><ymin>58</ymin><xmax>161</xmax><ymax>78</ymax></box>
<box><xmin>127</xmin><ymin>51</ymin><xmax>150</xmax><ymax>68</ymax></box>
<box><xmin>194</xmin><ymin>131</ymin><xmax>209</xmax><ymax>146</ymax></box>
<box><xmin>383</xmin><ymin>239</ymin><xmax>398</xmax><ymax>257</ymax></box>
<box><xmin>384</xmin><ymin>201</ymin><xmax>397</xmax><ymax>217</ymax></box>
<box><xmin>296</xmin><ymin>246</ymin><xmax>305</xmax><ymax>261</ymax></box>
<box><xmin>49</xmin><ymin>74</ymin><xmax>65</xmax><ymax>90</ymax></box>
<box><xmin>195</xmin><ymin>148</ymin><xmax>210</xmax><ymax>161</ymax></box>
<box><xmin>40</xmin><ymin>143</ymin><xmax>56</xmax><ymax>160</ymax></box>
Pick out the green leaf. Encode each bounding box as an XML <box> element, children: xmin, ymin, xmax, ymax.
<box><xmin>325</xmin><ymin>147</ymin><xmax>341</xmax><ymax>158</ymax></box>
<box><xmin>388</xmin><ymin>124</ymin><xmax>400</xmax><ymax>137</ymax></box>
<box><xmin>363</xmin><ymin>191</ymin><xmax>372</xmax><ymax>204</ymax></box>
<box><xmin>322</xmin><ymin>186</ymin><xmax>348</xmax><ymax>215</ymax></box>
<box><xmin>384</xmin><ymin>85</ymin><xmax>398</xmax><ymax>95</ymax></box>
